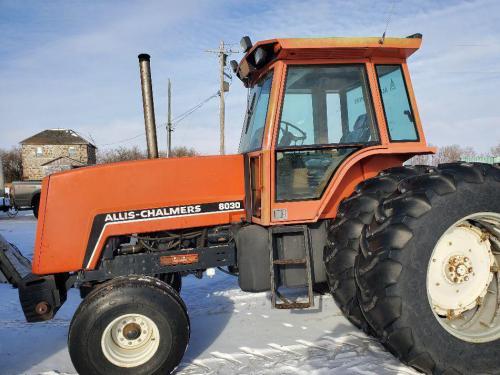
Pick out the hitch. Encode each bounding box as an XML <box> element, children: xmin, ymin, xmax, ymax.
<box><xmin>0</xmin><ymin>234</ymin><xmax>31</xmax><ymax>286</ymax></box>
<box><xmin>0</xmin><ymin>234</ymin><xmax>70</xmax><ymax>322</ymax></box>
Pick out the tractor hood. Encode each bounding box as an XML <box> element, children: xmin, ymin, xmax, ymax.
<box><xmin>32</xmin><ymin>155</ymin><xmax>245</xmax><ymax>274</ymax></box>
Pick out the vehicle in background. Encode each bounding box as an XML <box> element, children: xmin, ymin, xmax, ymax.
<box><xmin>0</xmin><ymin>158</ymin><xmax>10</xmax><ymax>214</ymax></box>
<box><xmin>0</xmin><ymin>157</ymin><xmax>41</xmax><ymax>218</ymax></box>
<box><xmin>10</xmin><ymin>181</ymin><xmax>42</xmax><ymax>218</ymax></box>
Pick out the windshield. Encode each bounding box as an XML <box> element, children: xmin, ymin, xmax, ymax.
<box><xmin>238</xmin><ymin>72</ymin><xmax>273</xmax><ymax>153</ymax></box>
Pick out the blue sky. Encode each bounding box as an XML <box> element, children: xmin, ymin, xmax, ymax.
<box><xmin>1</xmin><ymin>0</ymin><xmax>499</xmax><ymax>154</ymax></box>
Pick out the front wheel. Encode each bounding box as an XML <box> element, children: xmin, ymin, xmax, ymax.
<box><xmin>357</xmin><ymin>163</ymin><xmax>500</xmax><ymax>374</ymax></box>
<box><xmin>69</xmin><ymin>275</ymin><xmax>190</xmax><ymax>375</ymax></box>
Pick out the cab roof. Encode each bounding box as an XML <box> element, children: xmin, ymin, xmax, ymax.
<box><xmin>236</xmin><ymin>34</ymin><xmax>422</xmax><ymax>86</ymax></box>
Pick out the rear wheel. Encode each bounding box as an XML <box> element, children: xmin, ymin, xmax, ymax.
<box><xmin>356</xmin><ymin>163</ymin><xmax>500</xmax><ymax>374</ymax></box>
<box><xmin>69</xmin><ymin>275</ymin><xmax>190</xmax><ymax>375</ymax></box>
<box><xmin>324</xmin><ymin>165</ymin><xmax>427</xmax><ymax>333</ymax></box>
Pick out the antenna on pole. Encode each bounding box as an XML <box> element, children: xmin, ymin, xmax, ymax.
<box><xmin>206</xmin><ymin>40</ymin><xmax>239</xmax><ymax>155</ymax></box>
<box><xmin>167</xmin><ymin>79</ymin><xmax>172</xmax><ymax>158</ymax></box>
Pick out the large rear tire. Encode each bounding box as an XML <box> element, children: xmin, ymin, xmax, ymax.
<box><xmin>69</xmin><ymin>275</ymin><xmax>190</xmax><ymax>375</ymax></box>
<box><xmin>356</xmin><ymin>163</ymin><xmax>500</xmax><ymax>374</ymax></box>
<box><xmin>324</xmin><ymin>165</ymin><xmax>427</xmax><ymax>333</ymax></box>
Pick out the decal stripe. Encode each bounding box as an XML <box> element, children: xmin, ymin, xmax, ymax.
<box><xmin>83</xmin><ymin>200</ymin><xmax>244</xmax><ymax>269</ymax></box>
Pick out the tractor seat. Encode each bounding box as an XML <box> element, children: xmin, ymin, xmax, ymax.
<box><xmin>340</xmin><ymin>114</ymin><xmax>371</xmax><ymax>144</ymax></box>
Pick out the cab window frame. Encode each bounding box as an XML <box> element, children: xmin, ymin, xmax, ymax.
<box><xmin>275</xmin><ymin>63</ymin><xmax>380</xmax><ymax>151</ymax></box>
<box><xmin>273</xmin><ymin>62</ymin><xmax>380</xmax><ymax>203</ymax></box>
<box><xmin>238</xmin><ymin>69</ymin><xmax>275</xmax><ymax>154</ymax></box>
<box><xmin>375</xmin><ymin>64</ymin><xmax>420</xmax><ymax>143</ymax></box>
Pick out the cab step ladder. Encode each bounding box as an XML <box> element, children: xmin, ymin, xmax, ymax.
<box><xmin>269</xmin><ymin>225</ymin><xmax>314</xmax><ymax>309</ymax></box>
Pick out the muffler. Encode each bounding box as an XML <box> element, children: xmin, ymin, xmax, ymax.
<box><xmin>138</xmin><ymin>54</ymin><xmax>159</xmax><ymax>159</ymax></box>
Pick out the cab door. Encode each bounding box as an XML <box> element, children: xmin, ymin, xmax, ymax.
<box><xmin>270</xmin><ymin>62</ymin><xmax>381</xmax><ymax>223</ymax></box>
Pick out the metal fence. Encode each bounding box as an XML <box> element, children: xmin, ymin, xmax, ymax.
<box><xmin>460</xmin><ymin>156</ymin><xmax>500</xmax><ymax>165</ymax></box>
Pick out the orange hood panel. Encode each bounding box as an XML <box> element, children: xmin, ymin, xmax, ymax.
<box><xmin>33</xmin><ymin>155</ymin><xmax>246</xmax><ymax>275</ymax></box>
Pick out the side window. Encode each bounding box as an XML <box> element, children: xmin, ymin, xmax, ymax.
<box><xmin>376</xmin><ymin>65</ymin><xmax>418</xmax><ymax>141</ymax></box>
<box><xmin>36</xmin><ymin>147</ymin><xmax>43</xmax><ymax>157</ymax></box>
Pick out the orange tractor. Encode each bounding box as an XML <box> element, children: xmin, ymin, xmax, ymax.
<box><xmin>1</xmin><ymin>34</ymin><xmax>499</xmax><ymax>375</ymax></box>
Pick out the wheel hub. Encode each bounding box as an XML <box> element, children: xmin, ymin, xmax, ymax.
<box><xmin>445</xmin><ymin>255</ymin><xmax>473</xmax><ymax>284</ymax></box>
<box><xmin>123</xmin><ymin>322</ymin><xmax>142</xmax><ymax>340</ymax></box>
<box><xmin>428</xmin><ymin>224</ymin><xmax>495</xmax><ymax>316</ymax></box>
<box><xmin>101</xmin><ymin>313</ymin><xmax>160</xmax><ymax>367</ymax></box>
<box><xmin>427</xmin><ymin>212</ymin><xmax>500</xmax><ymax>343</ymax></box>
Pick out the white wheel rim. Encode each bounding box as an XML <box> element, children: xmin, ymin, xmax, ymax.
<box><xmin>101</xmin><ymin>313</ymin><xmax>160</xmax><ymax>368</ymax></box>
<box><xmin>426</xmin><ymin>212</ymin><xmax>500</xmax><ymax>343</ymax></box>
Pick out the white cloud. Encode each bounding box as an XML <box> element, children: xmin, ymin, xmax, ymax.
<box><xmin>0</xmin><ymin>0</ymin><xmax>499</xmax><ymax>155</ymax></box>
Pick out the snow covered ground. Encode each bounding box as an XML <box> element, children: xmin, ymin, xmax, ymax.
<box><xmin>0</xmin><ymin>211</ymin><xmax>418</xmax><ymax>375</ymax></box>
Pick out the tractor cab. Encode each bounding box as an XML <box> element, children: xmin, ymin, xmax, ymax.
<box><xmin>233</xmin><ymin>35</ymin><xmax>434</xmax><ymax>225</ymax></box>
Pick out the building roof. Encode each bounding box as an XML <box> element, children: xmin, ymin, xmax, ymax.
<box><xmin>20</xmin><ymin>129</ymin><xmax>96</xmax><ymax>148</ymax></box>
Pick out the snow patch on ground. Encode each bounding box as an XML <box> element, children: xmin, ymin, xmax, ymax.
<box><xmin>0</xmin><ymin>212</ymin><xmax>417</xmax><ymax>374</ymax></box>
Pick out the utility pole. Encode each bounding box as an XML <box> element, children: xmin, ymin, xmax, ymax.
<box><xmin>218</xmin><ymin>41</ymin><xmax>226</xmax><ymax>155</ymax></box>
<box><xmin>167</xmin><ymin>79</ymin><xmax>172</xmax><ymax>157</ymax></box>
<box><xmin>206</xmin><ymin>41</ymin><xmax>239</xmax><ymax>155</ymax></box>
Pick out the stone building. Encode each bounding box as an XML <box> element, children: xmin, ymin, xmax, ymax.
<box><xmin>20</xmin><ymin>129</ymin><xmax>97</xmax><ymax>180</ymax></box>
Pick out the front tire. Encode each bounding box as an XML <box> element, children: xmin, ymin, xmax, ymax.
<box><xmin>356</xmin><ymin>163</ymin><xmax>500</xmax><ymax>374</ymax></box>
<box><xmin>69</xmin><ymin>275</ymin><xmax>190</xmax><ymax>375</ymax></box>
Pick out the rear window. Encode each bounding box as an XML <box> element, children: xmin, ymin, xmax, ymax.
<box><xmin>376</xmin><ymin>65</ymin><xmax>418</xmax><ymax>141</ymax></box>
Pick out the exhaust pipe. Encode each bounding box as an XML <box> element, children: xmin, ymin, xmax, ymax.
<box><xmin>138</xmin><ymin>54</ymin><xmax>159</xmax><ymax>159</ymax></box>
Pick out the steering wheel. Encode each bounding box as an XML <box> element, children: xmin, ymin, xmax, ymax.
<box><xmin>279</xmin><ymin>120</ymin><xmax>307</xmax><ymax>147</ymax></box>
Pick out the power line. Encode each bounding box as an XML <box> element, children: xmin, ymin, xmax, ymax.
<box><xmin>97</xmin><ymin>91</ymin><xmax>220</xmax><ymax>147</ymax></box>
<box><xmin>206</xmin><ymin>40</ymin><xmax>240</xmax><ymax>155</ymax></box>
<box><xmin>172</xmin><ymin>91</ymin><xmax>220</xmax><ymax>126</ymax></box>
<box><xmin>100</xmin><ymin>133</ymin><xmax>145</xmax><ymax>147</ymax></box>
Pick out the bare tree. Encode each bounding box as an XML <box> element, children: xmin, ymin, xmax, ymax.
<box><xmin>407</xmin><ymin>144</ymin><xmax>477</xmax><ymax>166</ymax></box>
<box><xmin>98</xmin><ymin>146</ymin><xmax>199</xmax><ymax>164</ymax></box>
<box><xmin>167</xmin><ymin>146</ymin><xmax>199</xmax><ymax>158</ymax></box>
<box><xmin>491</xmin><ymin>142</ymin><xmax>500</xmax><ymax>157</ymax></box>
<box><xmin>407</xmin><ymin>153</ymin><xmax>434</xmax><ymax>166</ymax></box>
<box><xmin>0</xmin><ymin>147</ymin><xmax>23</xmax><ymax>183</ymax></box>
<box><xmin>434</xmin><ymin>144</ymin><xmax>476</xmax><ymax>165</ymax></box>
<box><xmin>97</xmin><ymin>146</ymin><xmax>146</xmax><ymax>164</ymax></box>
